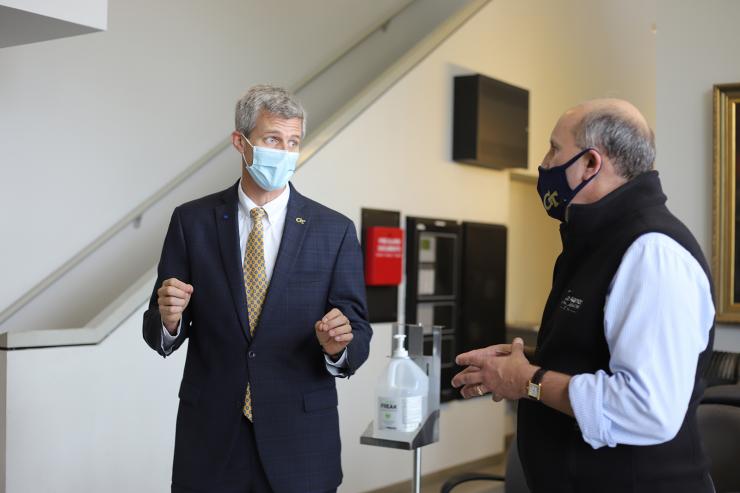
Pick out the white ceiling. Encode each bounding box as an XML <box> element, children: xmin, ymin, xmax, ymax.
<box><xmin>0</xmin><ymin>0</ymin><xmax>107</xmax><ymax>48</ymax></box>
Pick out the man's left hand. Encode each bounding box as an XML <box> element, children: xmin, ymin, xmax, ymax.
<box><xmin>315</xmin><ymin>308</ymin><xmax>353</xmax><ymax>359</ymax></box>
<box><xmin>451</xmin><ymin>338</ymin><xmax>536</xmax><ymax>402</ymax></box>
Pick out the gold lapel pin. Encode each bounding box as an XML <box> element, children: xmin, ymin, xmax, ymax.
<box><xmin>295</xmin><ymin>217</ymin><xmax>306</xmax><ymax>224</ymax></box>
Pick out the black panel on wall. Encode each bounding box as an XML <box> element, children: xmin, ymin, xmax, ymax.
<box><xmin>459</xmin><ymin>222</ymin><xmax>507</xmax><ymax>356</ymax></box>
<box><xmin>405</xmin><ymin>216</ymin><xmax>462</xmax><ymax>403</ymax></box>
<box><xmin>452</xmin><ymin>74</ymin><xmax>529</xmax><ymax>170</ymax></box>
<box><xmin>361</xmin><ymin>208</ymin><xmax>400</xmax><ymax>323</ymax></box>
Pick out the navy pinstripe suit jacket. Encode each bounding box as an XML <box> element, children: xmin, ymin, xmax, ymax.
<box><xmin>143</xmin><ymin>181</ymin><xmax>372</xmax><ymax>492</ymax></box>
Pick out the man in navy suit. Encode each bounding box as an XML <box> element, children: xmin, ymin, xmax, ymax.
<box><xmin>143</xmin><ymin>84</ymin><xmax>372</xmax><ymax>493</ymax></box>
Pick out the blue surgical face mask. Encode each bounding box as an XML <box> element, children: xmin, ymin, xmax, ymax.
<box><xmin>240</xmin><ymin>134</ymin><xmax>299</xmax><ymax>192</ymax></box>
<box><xmin>537</xmin><ymin>148</ymin><xmax>597</xmax><ymax>221</ymax></box>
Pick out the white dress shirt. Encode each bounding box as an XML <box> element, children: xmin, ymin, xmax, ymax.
<box><xmin>161</xmin><ymin>180</ymin><xmax>348</xmax><ymax>374</ymax></box>
<box><xmin>568</xmin><ymin>232</ymin><xmax>714</xmax><ymax>449</ymax></box>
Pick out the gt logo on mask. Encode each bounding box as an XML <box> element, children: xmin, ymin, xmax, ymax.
<box><xmin>537</xmin><ymin>147</ymin><xmax>598</xmax><ymax>221</ymax></box>
<box><xmin>543</xmin><ymin>191</ymin><xmax>560</xmax><ymax>211</ymax></box>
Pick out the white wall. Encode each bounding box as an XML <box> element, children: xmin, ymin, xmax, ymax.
<box><xmin>5</xmin><ymin>304</ymin><xmax>186</xmax><ymax>492</ymax></box>
<box><xmin>656</xmin><ymin>0</ymin><xmax>740</xmax><ymax>351</ymax></box>
<box><xmin>293</xmin><ymin>0</ymin><xmax>656</xmax><ymax>490</ymax></box>
<box><xmin>0</xmin><ymin>0</ymin><xmax>403</xmax><ymax>316</ymax></box>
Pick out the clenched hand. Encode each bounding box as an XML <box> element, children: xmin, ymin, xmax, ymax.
<box><xmin>315</xmin><ymin>308</ymin><xmax>353</xmax><ymax>359</ymax></box>
<box><xmin>158</xmin><ymin>278</ymin><xmax>193</xmax><ymax>334</ymax></box>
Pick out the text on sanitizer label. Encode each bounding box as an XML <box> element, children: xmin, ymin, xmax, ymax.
<box><xmin>378</xmin><ymin>396</ymin><xmax>423</xmax><ymax>432</ymax></box>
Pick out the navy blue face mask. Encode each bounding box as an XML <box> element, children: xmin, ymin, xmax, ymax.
<box><xmin>537</xmin><ymin>148</ymin><xmax>598</xmax><ymax>221</ymax></box>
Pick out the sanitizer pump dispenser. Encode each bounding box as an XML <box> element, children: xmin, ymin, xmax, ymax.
<box><xmin>376</xmin><ymin>334</ymin><xmax>429</xmax><ymax>432</ymax></box>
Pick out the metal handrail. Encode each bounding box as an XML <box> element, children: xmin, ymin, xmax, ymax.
<box><xmin>0</xmin><ymin>0</ymin><xmax>417</xmax><ymax>328</ymax></box>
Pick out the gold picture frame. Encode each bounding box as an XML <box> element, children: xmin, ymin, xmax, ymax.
<box><xmin>713</xmin><ymin>83</ymin><xmax>740</xmax><ymax>322</ymax></box>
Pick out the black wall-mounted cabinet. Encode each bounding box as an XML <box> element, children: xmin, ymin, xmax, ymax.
<box><xmin>405</xmin><ymin>216</ymin><xmax>461</xmax><ymax>403</ymax></box>
<box><xmin>452</xmin><ymin>74</ymin><xmax>529</xmax><ymax>170</ymax></box>
<box><xmin>458</xmin><ymin>222</ymin><xmax>507</xmax><ymax>355</ymax></box>
<box><xmin>405</xmin><ymin>216</ymin><xmax>508</xmax><ymax>403</ymax></box>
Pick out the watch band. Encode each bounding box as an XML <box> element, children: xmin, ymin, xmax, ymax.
<box><xmin>527</xmin><ymin>367</ymin><xmax>548</xmax><ymax>401</ymax></box>
<box><xmin>531</xmin><ymin>367</ymin><xmax>547</xmax><ymax>385</ymax></box>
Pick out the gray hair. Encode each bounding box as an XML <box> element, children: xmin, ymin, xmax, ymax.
<box><xmin>235</xmin><ymin>84</ymin><xmax>306</xmax><ymax>137</ymax></box>
<box><xmin>573</xmin><ymin>109</ymin><xmax>655</xmax><ymax>180</ymax></box>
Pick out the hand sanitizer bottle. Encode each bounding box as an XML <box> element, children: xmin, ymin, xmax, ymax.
<box><xmin>376</xmin><ymin>334</ymin><xmax>429</xmax><ymax>433</ymax></box>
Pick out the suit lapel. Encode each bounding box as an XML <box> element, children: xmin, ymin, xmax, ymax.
<box><xmin>214</xmin><ymin>183</ymin><xmax>250</xmax><ymax>341</ymax></box>
<box><xmin>258</xmin><ymin>184</ymin><xmax>310</xmax><ymax>328</ymax></box>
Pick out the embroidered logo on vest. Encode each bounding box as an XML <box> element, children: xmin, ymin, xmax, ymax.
<box><xmin>559</xmin><ymin>290</ymin><xmax>583</xmax><ymax>313</ymax></box>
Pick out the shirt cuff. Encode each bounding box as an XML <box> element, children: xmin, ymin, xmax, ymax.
<box><xmin>161</xmin><ymin>321</ymin><xmax>181</xmax><ymax>356</ymax></box>
<box><xmin>568</xmin><ymin>371</ymin><xmax>615</xmax><ymax>449</ymax></box>
<box><xmin>324</xmin><ymin>349</ymin><xmax>349</xmax><ymax>377</ymax></box>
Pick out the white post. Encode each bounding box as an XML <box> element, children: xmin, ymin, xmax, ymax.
<box><xmin>412</xmin><ymin>447</ymin><xmax>421</xmax><ymax>493</ymax></box>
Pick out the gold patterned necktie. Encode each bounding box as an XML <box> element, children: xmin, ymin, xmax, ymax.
<box><xmin>243</xmin><ymin>207</ymin><xmax>268</xmax><ymax>421</ymax></box>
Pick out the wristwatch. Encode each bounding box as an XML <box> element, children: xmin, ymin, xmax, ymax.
<box><xmin>527</xmin><ymin>367</ymin><xmax>548</xmax><ymax>401</ymax></box>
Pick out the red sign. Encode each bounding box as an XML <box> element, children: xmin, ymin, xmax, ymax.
<box><xmin>365</xmin><ymin>227</ymin><xmax>404</xmax><ymax>286</ymax></box>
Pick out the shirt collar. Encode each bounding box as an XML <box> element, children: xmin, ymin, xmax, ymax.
<box><xmin>237</xmin><ymin>179</ymin><xmax>291</xmax><ymax>224</ymax></box>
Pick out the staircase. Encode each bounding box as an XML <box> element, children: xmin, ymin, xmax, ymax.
<box><xmin>0</xmin><ymin>0</ymin><xmax>487</xmax><ymax>348</ymax></box>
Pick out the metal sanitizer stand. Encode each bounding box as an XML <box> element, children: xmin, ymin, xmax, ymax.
<box><xmin>360</xmin><ymin>323</ymin><xmax>442</xmax><ymax>493</ymax></box>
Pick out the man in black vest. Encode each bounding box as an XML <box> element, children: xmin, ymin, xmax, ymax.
<box><xmin>452</xmin><ymin>99</ymin><xmax>715</xmax><ymax>493</ymax></box>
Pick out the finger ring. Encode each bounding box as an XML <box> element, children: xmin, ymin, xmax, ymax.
<box><xmin>476</xmin><ymin>385</ymin><xmax>484</xmax><ymax>396</ymax></box>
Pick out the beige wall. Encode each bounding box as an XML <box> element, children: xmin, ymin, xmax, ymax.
<box><xmin>291</xmin><ymin>0</ymin><xmax>656</xmax><ymax>490</ymax></box>
<box><xmin>507</xmin><ymin>174</ymin><xmax>560</xmax><ymax>325</ymax></box>
<box><xmin>656</xmin><ymin>0</ymin><xmax>740</xmax><ymax>351</ymax></box>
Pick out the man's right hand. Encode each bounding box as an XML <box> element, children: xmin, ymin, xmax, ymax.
<box><xmin>158</xmin><ymin>278</ymin><xmax>194</xmax><ymax>335</ymax></box>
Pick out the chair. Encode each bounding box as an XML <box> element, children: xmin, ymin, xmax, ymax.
<box><xmin>698</xmin><ymin>386</ymin><xmax>740</xmax><ymax>493</ymax></box>
<box><xmin>703</xmin><ymin>350</ymin><xmax>740</xmax><ymax>387</ymax></box>
<box><xmin>697</xmin><ymin>403</ymin><xmax>740</xmax><ymax>493</ymax></box>
<box><xmin>440</xmin><ymin>436</ymin><xmax>529</xmax><ymax>493</ymax></box>
<box><xmin>702</xmin><ymin>384</ymin><xmax>740</xmax><ymax>407</ymax></box>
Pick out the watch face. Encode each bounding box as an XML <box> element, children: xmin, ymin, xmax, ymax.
<box><xmin>527</xmin><ymin>382</ymin><xmax>541</xmax><ymax>400</ymax></box>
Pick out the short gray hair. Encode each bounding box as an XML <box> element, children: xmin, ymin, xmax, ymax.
<box><xmin>573</xmin><ymin>109</ymin><xmax>655</xmax><ymax>180</ymax></box>
<box><xmin>235</xmin><ymin>84</ymin><xmax>306</xmax><ymax>137</ymax></box>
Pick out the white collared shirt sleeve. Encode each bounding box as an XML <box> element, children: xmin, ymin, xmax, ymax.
<box><xmin>568</xmin><ymin>233</ymin><xmax>714</xmax><ymax>449</ymax></box>
<box><xmin>161</xmin><ymin>321</ymin><xmax>181</xmax><ymax>356</ymax></box>
<box><xmin>324</xmin><ymin>349</ymin><xmax>349</xmax><ymax>377</ymax></box>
